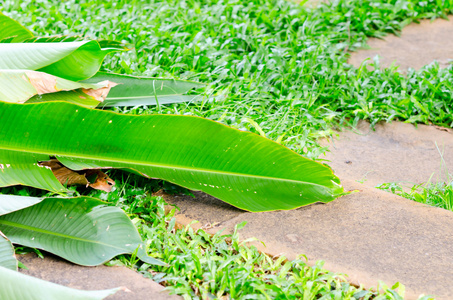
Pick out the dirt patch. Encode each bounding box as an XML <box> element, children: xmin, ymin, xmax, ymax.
<box><xmin>164</xmin><ymin>121</ymin><xmax>453</xmax><ymax>300</ymax></box>
<box><xmin>348</xmin><ymin>16</ymin><xmax>453</xmax><ymax>72</ymax></box>
<box><xmin>18</xmin><ymin>253</ymin><xmax>181</xmax><ymax>300</ymax></box>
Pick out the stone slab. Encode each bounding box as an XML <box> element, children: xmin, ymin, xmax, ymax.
<box><xmin>162</xmin><ymin>121</ymin><xmax>453</xmax><ymax>300</ymax></box>
<box><xmin>319</xmin><ymin>120</ymin><xmax>453</xmax><ymax>188</ymax></box>
<box><xmin>348</xmin><ymin>16</ymin><xmax>453</xmax><ymax>72</ymax></box>
<box><xmin>18</xmin><ymin>253</ymin><xmax>181</xmax><ymax>300</ymax></box>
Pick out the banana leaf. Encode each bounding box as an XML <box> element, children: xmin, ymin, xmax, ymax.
<box><xmin>0</xmin><ymin>41</ymin><xmax>124</xmax><ymax>81</ymax></box>
<box><xmin>0</xmin><ymin>196</ymin><xmax>164</xmax><ymax>266</ymax></box>
<box><xmin>0</xmin><ymin>69</ymin><xmax>115</xmax><ymax>104</ymax></box>
<box><xmin>0</xmin><ymin>12</ymin><xmax>33</xmax><ymax>42</ymax></box>
<box><xmin>0</xmin><ymin>265</ymin><xmax>121</xmax><ymax>300</ymax></box>
<box><xmin>26</xmin><ymin>71</ymin><xmax>204</xmax><ymax>107</ymax></box>
<box><xmin>0</xmin><ymin>232</ymin><xmax>16</xmax><ymax>270</ymax></box>
<box><xmin>0</xmin><ymin>195</ymin><xmax>44</xmax><ymax>216</ymax></box>
<box><xmin>0</xmin><ymin>101</ymin><xmax>345</xmax><ymax>212</ymax></box>
<box><xmin>84</xmin><ymin>72</ymin><xmax>204</xmax><ymax>107</ymax></box>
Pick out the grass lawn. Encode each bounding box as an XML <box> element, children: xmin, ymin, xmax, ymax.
<box><xmin>2</xmin><ymin>0</ymin><xmax>453</xmax><ymax>298</ymax></box>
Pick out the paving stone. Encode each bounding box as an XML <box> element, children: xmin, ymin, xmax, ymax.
<box><xmin>162</xmin><ymin>121</ymin><xmax>453</xmax><ymax>300</ymax></box>
<box><xmin>348</xmin><ymin>16</ymin><xmax>453</xmax><ymax>72</ymax></box>
<box><xmin>18</xmin><ymin>253</ymin><xmax>181</xmax><ymax>300</ymax></box>
<box><xmin>319</xmin><ymin>120</ymin><xmax>453</xmax><ymax>188</ymax></box>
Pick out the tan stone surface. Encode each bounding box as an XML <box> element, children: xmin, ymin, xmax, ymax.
<box><xmin>162</xmin><ymin>121</ymin><xmax>453</xmax><ymax>300</ymax></box>
<box><xmin>18</xmin><ymin>253</ymin><xmax>181</xmax><ymax>300</ymax></box>
<box><xmin>348</xmin><ymin>16</ymin><xmax>453</xmax><ymax>72</ymax></box>
<box><xmin>320</xmin><ymin>121</ymin><xmax>453</xmax><ymax>188</ymax></box>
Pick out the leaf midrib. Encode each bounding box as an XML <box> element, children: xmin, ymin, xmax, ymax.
<box><xmin>106</xmin><ymin>94</ymin><xmax>195</xmax><ymax>100</ymax></box>
<box><xmin>0</xmin><ymin>145</ymin><xmax>334</xmax><ymax>189</ymax></box>
<box><xmin>0</xmin><ymin>219</ymin><xmax>131</xmax><ymax>251</ymax></box>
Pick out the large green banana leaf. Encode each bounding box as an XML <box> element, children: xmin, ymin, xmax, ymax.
<box><xmin>0</xmin><ymin>196</ymin><xmax>164</xmax><ymax>266</ymax></box>
<box><xmin>0</xmin><ymin>70</ymin><xmax>115</xmax><ymax>104</ymax></box>
<box><xmin>84</xmin><ymin>72</ymin><xmax>204</xmax><ymax>107</ymax></box>
<box><xmin>0</xmin><ymin>41</ymin><xmax>124</xmax><ymax>81</ymax></box>
<box><xmin>0</xmin><ymin>12</ymin><xmax>33</xmax><ymax>42</ymax></box>
<box><xmin>0</xmin><ymin>265</ymin><xmax>121</xmax><ymax>300</ymax></box>
<box><xmin>0</xmin><ymin>101</ymin><xmax>344</xmax><ymax>212</ymax></box>
<box><xmin>0</xmin><ymin>232</ymin><xmax>16</xmax><ymax>270</ymax></box>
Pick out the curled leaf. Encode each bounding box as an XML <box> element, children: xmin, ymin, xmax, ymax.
<box><xmin>39</xmin><ymin>159</ymin><xmax>115</xmax><ymax>192</ymax></box>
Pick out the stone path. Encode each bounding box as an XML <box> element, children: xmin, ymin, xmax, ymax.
<box><xmin>163</xmin><ymin>122</ymin><xmax>453</xmax><ymax>300</ymax></box>
<box><xmin>18</xmin><ymin>253</ymin><xmax>181</xmax><ymax>300</ymax></box>
<box><xmin>348</xmin><ymin>16</ymin><xmax>453</xmax><ymax>72</ymax></box>
<box><xmin>320</xmin><ymin>121</ymin><xmax>453</xmax><ymax>187</ymax></box>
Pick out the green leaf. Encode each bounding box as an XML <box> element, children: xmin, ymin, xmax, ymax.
<box><xmin>0</xmin><ymin>12</ymin><xmax>33</xmax><ymax>42</ymax></box>
<box><xmin>0</xmin><ymin>232</ymin><xmax>17</xmax><ymax>270</ymax></box>
<box><xmin>0</xmin><ymin>41</ymin><xmax>123</xmax><ymax>81</ymax></box>
<box><xmin>25</xmin><ymin>89</ymin><xmax>101</xmax><ymax>108</ymax></box>
<box><xmin>0</xmin><ymin>265</ymin><xmax>121</xmax><ymax>300</ymax></box>
<box><xmin>0</xmin><ymin>150</ymin><xmax>66</xmax><ymax>192</ymax></box>
<box><xmin>0</xmin><ymin>70</ymin><xmax>115</xmax><ymax>104</ymax></box>
<box><xmin>0</xmin><ymin>197</ymin><xmax>164</xmax><ymax>266</ymax></box>
<box><xmin>83</xmin><ymin>72</ymin><xmax>204</xmax><ymax>107</ymax></box>
<box><xmin>0</xmin><ymin>101</ymin><xmax>345</xmax><ymax>212</ymax></box>
<box><xmin>0</xmin><ymin>195</ymin><xmax>44</xmax><ymax>216</ymax></box>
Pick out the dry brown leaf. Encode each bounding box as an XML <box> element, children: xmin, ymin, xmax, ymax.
<box><xmin>82</xmin><ymin>80</ymin><xmax>118</xmax><ymax>101</ymax></box>
<box><xmin>39</xmin><ymin>159</ymin><xmax>115</xmax><ymax>192</ymax></box>
<box><xmin>434</xmin><ymin>125</ymin><xmax>452</xmax><ymax>133</ymax></box>
<box><xmin>24</xmin><ymin>71</ymin><xmax>59</xmax><ymax>94</ymax></box>
<box><xmin>85</xmin><ymin>169</ymin><xmax>116</xmax><ymax>193</ymax></box>
<box><xmin>24</xmin><ymin>71</ymin><xmax>117</xmax><ymax>102</ymax></box>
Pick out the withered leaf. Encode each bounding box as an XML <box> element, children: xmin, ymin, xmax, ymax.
<box><xmin>39</xmin><ymin>159</ymin><xmax>115</xmax><ymax>192</ymax></box>
<box><xmin>20</xmin><ymin>70</ymin><xmax>117</xmax><ymax>103</ymax></box>
<box><xmin>81</xmin><ymin>80</ymin><xmax>118</xmax><ymax>101</ymax></box>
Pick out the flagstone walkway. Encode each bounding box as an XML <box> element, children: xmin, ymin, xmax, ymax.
<box><xmin>18</xmin><ymin>253</ymin><xmax>181</xmax><ymax>300</ymax></box>
<box><xmin>348</xmin><ymin>15</ymin><xmax>453</xmax><ymax>72</ymax></box>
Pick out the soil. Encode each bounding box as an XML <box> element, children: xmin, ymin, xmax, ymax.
<box><xmin>348</xmin><ymin>15</ymin><xmax>453</xmax><ymax>72</ymax></box>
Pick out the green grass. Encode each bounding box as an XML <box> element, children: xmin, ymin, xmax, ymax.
<box><xmin>2</xmin><ymin>0</ymin><xmax>453</xmax><ymax>298</ymax></box>
<box><xmin>377</xmin><ymin>180</ymin><xmax>453</xmax><ymax>212</ymax></box>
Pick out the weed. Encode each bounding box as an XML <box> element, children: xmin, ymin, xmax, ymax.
<box><xmin>378</xmin><ymin>181</ymin><xmax>453</xmax><ymax>211</ymax></box>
